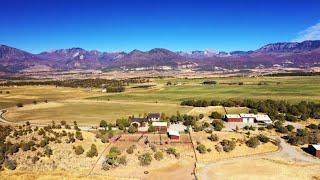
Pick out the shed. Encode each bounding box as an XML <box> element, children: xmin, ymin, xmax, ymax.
<box><xmin>309</xmin><ymin>144</ymin><xmax>320</xmax><ymax>157</ymax></box>
<box><xmin>168</xmin><ymin>130</ymin><xmax>180</xmax><ymax>140</ymax></box>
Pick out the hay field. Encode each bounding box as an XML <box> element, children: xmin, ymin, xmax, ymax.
<box><xmin>5</xmin><ymin>100</ymin><xmax>191</xmax><ymax>125</ymax></box>
<box><xmin>0</xmin><ymin>86</ymin><xmax>98</xmax><ymax>109</ymax></box>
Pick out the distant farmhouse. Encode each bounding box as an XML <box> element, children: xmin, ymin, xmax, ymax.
<box><xmin>129</xmin><ymin>112</ymin><xmax>181</xmax><ymax>138</ymax></box>
<box><xmin>129</xmin><ymin>113</ymin><xmax>161</xmax><ymax>127</ymax></box>
<box><xmin>224</xmin><ymin>113</ymin><xmax>272</xmax><ymax>124</ymax></box>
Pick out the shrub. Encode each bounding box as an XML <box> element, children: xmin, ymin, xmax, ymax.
<box><xmin>128</xmin><ymin>125</ymin><xmax>138</xmax><ymax>133</ymax></box>
<box><xmin>138</xmin><ymin>153</ymin><xmax>152</xmax><ymax>166</ymax></box>
<box><xmin>44</xmin><ymin>146</ymin><xmax>53</xmax><ymax>157</ymax></box>
<box><xmin>87</xmin><ymin>144</ymin><xmax>98</xmax><ymax>158</ymax></box>
<box><xmin>276</xmin><ymin>126</ymin><xmax>288</xmax><ymax>134</ymax></box>
<box><xmin>126</xmin><ymin>145</ymin><xmax>136</xmax><ymax>154</ymax></box>
<box><xmin>4</xmin><ymin>159</ymin><xmax>17</xmax><ymax>170</ymax></box>
<box><xmin>210</xmin><ymin>112</ymin><xmax>223</xmax><ymax>119</ymax></box>
<box><xmin>285</xmin><ymin>125</ymin><xmax>295</xmax><ymax>132</ymax></box>
<box><xmin>150</xmin><ymin>144</ymin><xmax>157</xmax><ymax>152</ymax></box>
<box><xmin>32</xmin><ymin>156</ymin><xmax>40</xmax><ymax>164</ymax></box>
<box><xmin>75</xmin><ymin>131</ymin><xmax>84</xmax><ymax>141</ymax></box>
<box><xmin>166</xmin><ymin>147</ymin><xmax>180</xmax><ymax>158</ymax></box>
<box><xmin>257</xmin><ymin>134</ymin><xmax>269</xmax><ymax>143</ymax></box>
<box><xmin>212</xmin><ymin>120</ymin><xmax>224</xmax><ymax>131</ymax></box>
<box><xmin>246</xmin><ymin>137</ymin><xmax>260</xmax><ymax>148</ymax></box>
<box><xmin>307</xmin><ymin>124</ymin><xmax>318</xmax><ymax>130</ymax></box>
<box><xmin>154</xmin><ymin>151</ymin><xmax>164</xmax><ymax>161</ymax></box>
<box><xmin>39</xmin><ymin>139</ymin><xmax>48</xmax><ymax>147</ymax></box>
<box><xmin>220</xmin><ymin>139</ymin><xmax>236</xmax><ymax>152</ymax></box>
<box><xmin>109</xmin><ymin>147</ymin><xmax>121</xmax><ymax>156</ymax></box>
<box><xmin>118</xmin><ymin>155</ymin><xmax>127</xmax><ymax>165</ymax></box>
<box><xmin>208</xmin><ymin>134</ymin><xmax>219</xmax><ymax>141</ymax></box>
<box><xmin>74</xmin><ymin>145</ymin><xmax>84</xmax><ymax>155</ymax></box>
<box><xmin>196</xmin><ymin>144</ymin><xmax>207</xmax><ymax>154</ymax></box>
<box><xmin>148</xmin><ymin>125</ymin><xmax>156</xmax><ymax>132</ymax></box>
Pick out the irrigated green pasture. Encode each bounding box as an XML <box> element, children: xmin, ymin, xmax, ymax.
<box><xmin>92</xmin><ymin>76</ymin><xmax>320</xmax><ymax>103</ymax></box>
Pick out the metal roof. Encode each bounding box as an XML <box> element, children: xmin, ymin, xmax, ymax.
<box><xmin>225</xmin><ymin>114</ymin><xmax>241</xmax><ymax>118</ymax></box>
<box><xmin>152</xmin><ymin>121</ymin><xmax>167</xmax><ymax>127</ymax></box>
<box><xmin>311</xmin><ymin>144</ymin><xmax>320</xmax><ymax>150</ymax></box>
<box><xmin>168</xmin><ymin>130</ymin><xmax>180</xmax><ymax>136</ymax></box>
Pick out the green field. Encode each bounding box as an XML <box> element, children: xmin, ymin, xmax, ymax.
<box><xmin>91</xmin><ymin>76</ymin><xmax>320</xmax><ymax>103</ymax></box>
<box><xmin>2</xmin><ymin>76</ymin><xmax>320</xmax><ymax>125</ymax></box>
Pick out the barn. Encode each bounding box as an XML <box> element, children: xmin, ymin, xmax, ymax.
<box><xmin>224</xmin><ymin>114</ymin><xmax>242</xmax><ymax>122</ymax></box>
<box><xmin>168</xmin><ymin>130</ymin><xmax>180</xmax><ymax>140</ymax></box>
<box><xmin>152</xmin><ymin>121</ymin><xmax>168</xmax><ymax>132</ymax></box>
<box><xmin>308</xmin><ymin>144</ymin><xmax>320</xmax><ymax>157</ymax></box>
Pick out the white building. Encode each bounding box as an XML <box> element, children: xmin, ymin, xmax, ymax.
<box><xmin>239</xmin><ymin>114</ymin><xmax>256</xmax><ymax>123</ymax></box>
<box><xmin>255</xmin><ymin>114</ymin><xmax>272</xmax><ymax>124</ymax></box>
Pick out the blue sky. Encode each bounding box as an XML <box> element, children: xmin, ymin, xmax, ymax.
<box><xmin>1</xmin><ymin>0</ymin><xmax>320</xmax><ymax>53</ymax></box>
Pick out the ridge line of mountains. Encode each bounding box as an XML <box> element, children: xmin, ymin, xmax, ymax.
<box><xmin>1</xmin><ymin>40</ymin><xmax>320</xmax><ymax>73</ymax></box>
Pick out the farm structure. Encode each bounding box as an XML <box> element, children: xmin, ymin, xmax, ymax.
<box><xmin>152</xmin><ymin>121</ymin><xmax>168</xmax><ymax>133</ymax></box>
<box><xmin>308</xmin><ymin>144</ymin><xmax>320</xmax><ymax>157</ymax></box>
<box><xmin>168</xmin><ymin>130</ymin><xmax>180</xmax><ymax>140</ymax></box>
<box><xmin>129</xmin><ymin>113</ymin><xmax>161</xmax><ymax>127</ymax></box>
<box><xmin>224</xmin><ymin>113</ymin><xmax>271</xmax><ymax>124</ymax></box>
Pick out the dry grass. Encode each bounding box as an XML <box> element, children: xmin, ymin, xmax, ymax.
<box><xmin>197</xmin><ymin>157</ymin><xmax>320</xmax><ymax>180</ymax></box>
<box><xmin>192</xmin><ymin>131</ymin><xmax>278</xmax><ymax>163</ymax></box>
<box><xmin>5</xmin><ymin>100</ymin><xmax>191</xmax><ymax>125</ymax></box>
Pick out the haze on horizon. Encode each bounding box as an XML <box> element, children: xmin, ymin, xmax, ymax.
<box><xmin>1</xmin><ymin>0</ymin><xmax>320</xmax><ymax>53</ymax></box>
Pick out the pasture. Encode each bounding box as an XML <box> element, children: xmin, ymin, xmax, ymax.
<box><xmin>94</xmin><ymin>76</ymin><xmax>320</xmax><ymax>103</ymax></box>
<box><xmin>2</xmin><ymin>76</ymin><xmax>320</xmax><ymax>125</ymax></box>
<box><xmin>5</xmin><ymin>100</ymin><xmax>191</xmax><ymax>125</ymax></box>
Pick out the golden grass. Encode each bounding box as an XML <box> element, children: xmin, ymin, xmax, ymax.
<box><xmin>5</xmin><ymin>100</ymin><xmax>192</xmax><ymax>125</ymax></box>
<box><xmin>198</xmin><ymin>158</ymin><xmax>320</xmax><ymax>180</ymax></box>
<box><xmin>192</xmin><ymin>131</ymin><xmax>278</xmax><ymax>163</ymax></box>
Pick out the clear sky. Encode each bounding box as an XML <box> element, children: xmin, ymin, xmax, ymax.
<box><xmin>1</xmin><ymin>0</ymin><xmax>320</xmax><ymax>53</ymax></box>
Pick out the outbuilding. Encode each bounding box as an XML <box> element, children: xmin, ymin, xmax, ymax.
<box><xmin>240</xmin><ymin>114</ymin><xmax>255</xmax><ymax>123</ymax></box>
<box><xmin>168</xmin><ymin>130</ymin><xmax>180</xmax><ymax>140</ymax></box>
<box><xmin>152</xmin><ymin>121</ymin><xmax>168</xmax><ymax>132</ymax></box>
<box><xmin>255</xmin><ymin>114</ymin><xmax>272</xmax><ymax>124</ymax></box>
<box><xmin>308</xmin><ymin>144</ymin><xmax>320</xmax><ymax>157</ymax></box>
<box><xmin>224</xmin><ymin>114</ymin><xmax>242</xmax><ymax>122</ymax></box>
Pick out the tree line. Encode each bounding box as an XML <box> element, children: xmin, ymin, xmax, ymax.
<box><xmin>0</xmin><ymin>78</ymin><xmax>149</xmax><ymax>89</ymax></box>
<box><xmin>181</xmin><ymin>99</ymin><xmax>320</xmax><ymax>121</ymax></box>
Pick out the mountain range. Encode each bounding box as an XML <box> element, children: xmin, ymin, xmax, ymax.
<box><xmin>1</xmin><ymin>40</ymin><xmax>320</xmax><ymax>73</ymax></box>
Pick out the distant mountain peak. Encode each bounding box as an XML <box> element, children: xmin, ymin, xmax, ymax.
<box><xmin>256</xmin><ymin>40</ymin><xmax>320</xmax><ymax>53</ymax></box>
